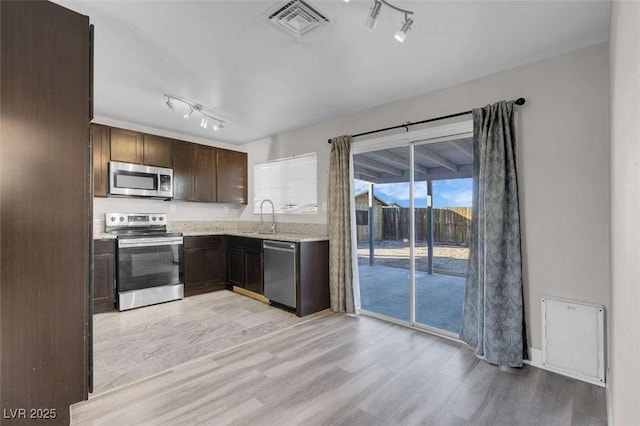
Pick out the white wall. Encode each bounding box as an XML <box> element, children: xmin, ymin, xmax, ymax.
<box><xmin>92</xmin><ymin>115</ymin><xmax>249</xmax><ymax>221</ymax></box>
<box><xmin>243</xmin><ymin>43</ymin><xmax>611</xmax><ymax>352</ymax></box>
<box><xmin>609</xmin><ymin>1</ymin><xmax>640</xmax><ymax>423</ymax></box>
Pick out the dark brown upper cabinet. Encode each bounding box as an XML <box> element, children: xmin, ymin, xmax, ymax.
<box><xmin>91</xmin><ymin>124</ymin><xmax>110</xmax><ymax>197</ymax></box>
<box><xmin>172</xmin><ymin>141</ymin><xmax>220</xmax><ymax>203</ymax></box>
<box><xmin>217</xmin><ymin>149</ymin><xmax>248</xmax><ymax>204</ymax></box>
<box><xmin>172</xmin><ymin>140</ymin><xmax>196</xmax><ymax>201</ymax></box>
<box><xmin>90</xmin><ymin>124</ymin><xmax>247</xmax><ymax>204</ymax></box>
<box><xmin>194</xmin><ymin>145</ymin><xmax>217</xmax><ymax>202</ymax></box>
<box><xmin>143</xmin><ymin>134</ymin><xmax>173</xmax><ymax>168</ymax></box>
<box><xmin>110</xmin><ymin>128</ymin><xmax>144</xmax><ymax>164</ymax></box>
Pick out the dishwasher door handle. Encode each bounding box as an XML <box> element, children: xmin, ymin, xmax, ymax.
<box><xmin>263</xmin><ymin>242</ymin><xmax>296</xmax><ymax>251</ymax></box>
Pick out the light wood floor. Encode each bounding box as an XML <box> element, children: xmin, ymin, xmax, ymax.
<box><xmin>77</xmin><ymin>303</ymin><xmax>607</xmax><ymax>425</ymax></box>
<box><xmin>92</xmin><ymin>290</ymin><xmax>323</xmax><ymax>394</ymax></box>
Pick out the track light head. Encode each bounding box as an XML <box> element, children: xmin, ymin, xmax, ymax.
<box><xmin>394</xmin><ymin>17</ymin><xmax>413</xmax><ymax>43</ymax></box>
<box><xmin>213</xmin><ymin>121</ymin><xmax>224</xmax><ymax>131</ymax></box>
<box><xmin>184</xmin><ymin>107</ymin><xmax>194</xmax><ymax>119</ymax></box>
<box><xmin>362</xmin><ymin>1</ymin><xmax>415</xmax><ymax>40</ymax></box>
<box><xmin>200</xmin><ymin>117</ymin><xmax>208</xmax><ymax>128</ymax></box>
<box><xmin>166</xmin><ymin>97</ymin><xmax>175</xmax><ymax>110</ymax></box>
<box><xmin>365</xmin><ymin>1</ymin><xmax>382</xmax><ymax>29</ymax></box>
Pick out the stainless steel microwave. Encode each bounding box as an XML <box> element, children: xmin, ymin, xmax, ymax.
<box><xmin>109</xmin><ymin>161</ymin><xmax>173</xmax><ymax>199</ymax></box>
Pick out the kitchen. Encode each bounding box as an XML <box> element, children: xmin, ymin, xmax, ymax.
<box><xmin>2</xmin><ymin>0</ymin><xmax>639</xmax><ymax>425</ymax></box>
<box><xmin>91</xmin><ymin>124</ymin><xmax>331</xmax><ymax>393</ymax></box>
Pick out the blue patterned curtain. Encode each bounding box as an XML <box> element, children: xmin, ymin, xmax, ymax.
<box><xmin>459</xmin><ymin>100</ymin><xmax>527</xmax><ymax>367</ymax></box>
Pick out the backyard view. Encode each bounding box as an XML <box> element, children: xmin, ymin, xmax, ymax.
<box><xmin>355</xmin><ymin>178</ymin><xmax>472</xmax><ymax>334</ymax></box>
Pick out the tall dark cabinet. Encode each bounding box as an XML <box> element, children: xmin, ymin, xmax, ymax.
<box><xmin>1</xmin><ymin>1</ymin><xmax>92</xmax><ymax>424</ymax></box>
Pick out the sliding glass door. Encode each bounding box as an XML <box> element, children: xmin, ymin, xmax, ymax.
<box><xmin>353</xmin><ymin>125</ymin><xmax>472</xmax><ymax>336</ymax></box>
<box><xmin>412</xmin><ymin>141</ymin><xmax>470</xmax><ymax>335</ymax></box>
<box><xmin>354</xmin><ymin>146</ymin><xmax>411</xmax><ymax>323</ymax></box>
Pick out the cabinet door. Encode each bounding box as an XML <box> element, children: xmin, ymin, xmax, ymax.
<box><xmin>93</xmin><ymin>252</ymin><xmax>115</xmax><ymax>313</ymax></box>
<box><xmin>217</xmin><ymin>149</ymin><xmax>247</xmax><ymax>204</ymax></box>
<box><xmin>172</xmin><ymin>141</ymin><xmax>195</xmax><ymax>201</ymax></box>
<box><xmin>91</xmin><ymin>124</ymin><xmax>110</xmax><ymax>197</ymax></box>
<box><xmin>228</xmin><ymin>247</ymin><xmax>244</xmax><ymax>287</ymax></box>
<box><xmin>244</xmin><ymin>250</ymin><xmax>263</xmax><ymax>294</ymax></box>
<box><xmin>143</xmin><ymin>134</ymin><xmax>173</xmax><ymax>168</ymax></box>
<box><xmin>184</xmin><ymin>237</ymin><xmax>225</xmax><ymax>295</ymax></box>
<box><xmin>194</xmin><ymin>145</ymin><xmax>217</xmax><ymax>202</ymax></box>
<box><xmin>110</xmin><ymin>128</ymin><xmax>144</xmax><ymax>164</ymax></box>
<box><xmin>93</xmin><ymin>240</ymin><xmax>116</xmax><ymax>313</ymax></box>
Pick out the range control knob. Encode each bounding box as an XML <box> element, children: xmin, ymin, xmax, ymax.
<box><xmin>119</xmin><ymin>217</ymin><xmax>125</xmax><ymax>222</ymax></box>
<box><xmin>110</xmin><ymin>217</ymin><xmax>116</xmax><ymax>222</ymax></box>
<box><xmin>152</xmin><ymin>217</ymin><xmax>157</xmax><ymax>221</ymax></box>
<box><xmin>159</xmin><ymin>217</ymin><xmax>164</xmax><ymax>221</ymax></box>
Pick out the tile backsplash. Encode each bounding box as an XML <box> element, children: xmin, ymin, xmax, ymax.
<box><xmin>94</xmin><ymin>219</ymin><xmax>327</xmax><ymax>237</ymax></box>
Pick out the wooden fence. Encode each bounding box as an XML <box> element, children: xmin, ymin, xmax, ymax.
<box><xmin>382</xmin><ymin>207</ymin><xmax>471</xmax><ymax>245</ymax></box>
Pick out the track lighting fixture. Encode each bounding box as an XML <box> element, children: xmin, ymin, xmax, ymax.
<box><xmin>164</xmin><ymin>94</ymin><xmax>226</xmax><ymax>132</ymax></box>
<box><xmin>365</xmin><ymin>0</ymin><xmax>382</xmax><ymax>29</ymax></box>
<box><xmin>364</xmin><ymin>0</ymin><xmax>414</xmax><ymax>42</ymax></box>
<box><xmin>394</xmin><ymin>16</ymin><xmax>413</xmax><ymax>43</ymax></box>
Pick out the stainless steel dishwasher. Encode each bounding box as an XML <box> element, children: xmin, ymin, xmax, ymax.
<box><xmin>263</xmin><ymin>241</ymin><xmax>297</xmax><ymax>309</ymax></box>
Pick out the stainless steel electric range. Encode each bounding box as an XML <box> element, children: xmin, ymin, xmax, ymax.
<box><xmin>105</xmin><ymin>213</ymin><xmax>184</xmax><ymax>311</ymax></box>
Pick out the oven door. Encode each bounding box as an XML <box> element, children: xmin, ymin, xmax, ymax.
<box><xmin>117</xmin><ymin>236</ymin><xmax>184</xmax><ymax>293</ymax></box>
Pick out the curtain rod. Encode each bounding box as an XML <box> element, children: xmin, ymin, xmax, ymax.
<box><xmin>327</xmin><ymin>97</ymin><xmax>526</xmax><ymax>143</ymax></box>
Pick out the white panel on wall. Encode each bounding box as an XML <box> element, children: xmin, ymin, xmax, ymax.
<box><xmin>541</xmin><ymin>297</ymin><xmax>605</xmax><ymax>386</ymax></box>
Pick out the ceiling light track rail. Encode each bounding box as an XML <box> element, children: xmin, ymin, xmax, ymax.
<box><xmin>328</xmin><ymin>97</ymin><xmax>526</xmax><ymax>143</ymax></box>
<box><xmin>164</xmin><ymin>94</ymin><xmax>226</xmax><ymax>131</ymax></box>
<box><xmin>378</xmin><ymin>0</ymin><xmax>413</xmax><ymax>16</ymax></box>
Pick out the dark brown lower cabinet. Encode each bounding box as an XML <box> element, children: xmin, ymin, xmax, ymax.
<box><xmin>184</xmin><ymin>236</ymin><xmax>226</xmax><ymax>296</ymax></box>
<box><xmin>297</xmin><ymin>240</ymin><xmax>330</xmax><ymax>317</ymax></box>
<box><xmin>244</xmin><ymin>251</ymin><xmax>263</xmax><ymax>294</ymax></box>
<box><xmin>227</xmin><ymin>247</ymin><xmax>244</xmax><ymax>286</ymax></box>
<box><xmin>226</xmin><ymin>236</ymin><xmax>263</xmax><ymax>294</ymax></box>
<box><xmin>94</xmin><ymin>240</ymin><xmax>116</xmax><ymax>313</ymax></box>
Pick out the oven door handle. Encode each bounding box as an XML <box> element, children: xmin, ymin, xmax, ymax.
<box><xmin>118</xmin><ymin>238</ymin><xmax>183</xmax><ymax>248</ymax></box>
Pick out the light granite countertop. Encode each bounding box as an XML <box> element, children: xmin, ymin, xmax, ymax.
<box><xmin>182</xmin><ymin>230</ymin><xmax>328</xmax><ymax>242</ymax></box>
<box><xmin>94</xmin><ymin>230</ymin><xmax>328</xmax><ymax>243</ymax></box>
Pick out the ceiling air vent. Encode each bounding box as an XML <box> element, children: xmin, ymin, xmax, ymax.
<box><xmin>265</xmin><ymin>0</ymin><xmax>330</xmax><ymax>40</ymax></box>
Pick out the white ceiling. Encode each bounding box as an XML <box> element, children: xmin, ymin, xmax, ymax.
<box><xmin>55</xmin><ymin>0</ymin><xmax>610</xmax><ymax>145</ymax></box>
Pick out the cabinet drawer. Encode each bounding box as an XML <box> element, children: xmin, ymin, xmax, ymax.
<box><xmin>184</xmin><ymin>235</ymin><xmax>222</xmax><ymax>249</ymax></box>
<box><xmin>94</xmin><ymin>239</ymin><xmax>115</xmax><ymax>254</ymax></box>
<box><xmin>227</xmin><ymin>236</ymin><xmax>262</xmax><ymax>251</ymax></box>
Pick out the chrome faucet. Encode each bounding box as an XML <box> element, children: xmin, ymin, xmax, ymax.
<box><xmin>260</xmin><ymin>199</ymin><xmax>276</xmax><ymax>234</ymax></box>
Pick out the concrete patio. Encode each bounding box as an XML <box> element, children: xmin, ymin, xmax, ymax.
<box><xmin>358</xmin><ymin>263</ymin><xmax>465</xmax><ymax>334</ymax></box>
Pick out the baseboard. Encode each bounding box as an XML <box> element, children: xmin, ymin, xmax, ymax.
<box><xmin>606</xmin><ymin>371</ymin><xmax>613</xmax><ymax>426</ymax></box>
<box><xmin>523</xmin><ymin>347</ymin><xmax>544</xmax><ymax>369</ymax></box>
<box><xmin>233</xmin><ymin>286</ymin><xmax>270</xmax><ymax>304</ymax></box>
<box><xmin>524</xmin><ymin>347</ymin><xmax>606</xmax><ymax>388</ymax></box>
